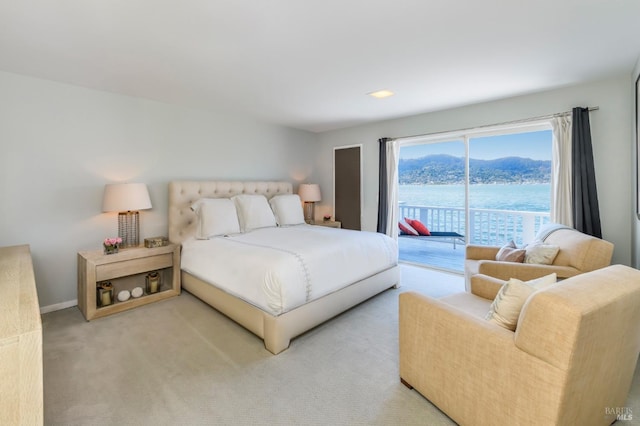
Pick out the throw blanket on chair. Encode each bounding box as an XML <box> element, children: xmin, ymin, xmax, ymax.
<box><xmin>535</xmin><ymin>223</ymin><xmax>574</xmax><ymax>241</ymax></box>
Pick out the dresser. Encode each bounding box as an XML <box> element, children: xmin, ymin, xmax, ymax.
<box><xmin>0</xmin><ymin>245</ymin><xmax>43</xmax><ymax>425</ymax></box>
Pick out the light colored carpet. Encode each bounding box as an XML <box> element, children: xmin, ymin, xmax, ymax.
<box><xmin>42</xmin><ymin>264</ymin><xmax>640</xmax><ymax>425</ymax></box>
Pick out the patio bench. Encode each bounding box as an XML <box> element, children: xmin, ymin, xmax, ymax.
<box><xmin>399</xmin><ymin>231</ymin><xmax>465</xmax><ymax>249</ymax></box>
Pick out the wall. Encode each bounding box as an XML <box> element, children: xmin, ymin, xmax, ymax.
<box><xmin>316</xmin><ymin>75</ymin><xmax>634</xmax><ymax>266</ymax></box>
<box><xmin>0</xmin><ymin>71</ymin><xmax>317</xmax><ymax>309</ymax></box>
<box><xmin>633</xmin><ymin>56</ymin><xmax>640</xmax><ymax>268</ymax></box>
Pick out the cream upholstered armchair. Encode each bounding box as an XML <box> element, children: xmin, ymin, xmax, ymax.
<box><xmin>399</xmin><ymin>265</ymin><xmax>640</xmax><ymax>426</ymax></box>
<box><xmin>465</xmin><ymin>226</ymin><xmax>613</xmax><ymax>291</ymax></box>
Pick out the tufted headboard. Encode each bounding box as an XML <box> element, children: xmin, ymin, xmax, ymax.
<box><xmin>168</xmin><ymin>181</ymin><xmax>293</xmax><ymax>244</ymax></box>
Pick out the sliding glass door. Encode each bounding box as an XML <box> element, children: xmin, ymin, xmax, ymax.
<box><xmin>398</xmin><ymin>139</ymin><xmax>466</xmax><ymax>271</ymax></box>
<box><xmin>398</xmin><ymin>126</ymin><xmax>552</xmax><ymax>273</ymax></box>
<box><xmin>468</xmin><ymin>130</ymin><xmax>552</xmax><ymax>246</ymax></box>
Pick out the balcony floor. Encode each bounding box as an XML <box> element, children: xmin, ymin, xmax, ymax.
<box><xmin>399</xmin><ymin>263</ymin><xmax>465</xmax><ymax>298</ymax></box>
<box><xmin>398</xmin><ymin>236</ymin><xmax>465</xmax><ymax>273</ymax></box>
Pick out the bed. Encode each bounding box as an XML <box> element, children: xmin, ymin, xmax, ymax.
<box><xmin>168</xmin><ymin>181</ymin><xmax>400</xmax><ymax>354</ymax></box>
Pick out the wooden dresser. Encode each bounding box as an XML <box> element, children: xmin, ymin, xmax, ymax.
<box><xmin>0</xmin><ymin>245</ymin><xmax>43</xmax><ymax>425</ymax></box>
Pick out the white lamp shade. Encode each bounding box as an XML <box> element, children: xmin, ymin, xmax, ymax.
<box><xmin>102</xmin><ymin>183</ymin><xmax>152</xmax><ymax>212</ymax></box>
<box><xmin>298</xmin><ymin>184</ymin><xmax>321</xmax><ymax>202</ymax></box>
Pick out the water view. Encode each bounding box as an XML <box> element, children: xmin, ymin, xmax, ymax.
<box><xmin>398</xmin><ymin>183</ymin><xmax>551</xmax><ymax>272</ymax></box>
<box><xmin>399</xmin><ymin>183</ymin><xmax>551</xmax><ymax>212</ymax></box>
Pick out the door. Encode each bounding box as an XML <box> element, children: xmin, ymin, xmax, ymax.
<box><xmin>334</xmin><ymin>145</ymin><xmax>362</xmax><ymax>230</ymax></box>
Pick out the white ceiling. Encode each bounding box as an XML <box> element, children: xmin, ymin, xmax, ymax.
<box><xmin>1</xmin><ymin>1</ymin><xmax>640</xmax><ymax>133</ymax></box>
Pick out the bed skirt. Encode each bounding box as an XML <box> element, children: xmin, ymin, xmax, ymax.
<box><xmin>182</xmin><ymin>265</ymin><xmax>400</xmax><ymax>354</ymax></box>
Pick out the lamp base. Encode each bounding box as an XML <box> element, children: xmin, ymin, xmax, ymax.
<box><xmin>118</xmin><ymin>211</ymin><xmax>140</xmax><ymax>248</ymax></box>
<box><xmin>303</xmin><ymin>202</ymin><xmax>315</xmax><ymax>223</ymax></box>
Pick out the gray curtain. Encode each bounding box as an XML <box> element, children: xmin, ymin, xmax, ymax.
<box><xmin>572</xmin><ymin>107</ymin><xmax>602</xmax><ymax>238</ymax></box>
<box><xmin>377</xmin><ymin>138</ymin><xmax>390</xmax><ymax>233</ymax></box>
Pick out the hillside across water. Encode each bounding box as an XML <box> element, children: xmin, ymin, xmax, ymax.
<box><xmin>399</xmin><ymin>154</ymin><xmax>551</xmax><ymax>185</ymax></box>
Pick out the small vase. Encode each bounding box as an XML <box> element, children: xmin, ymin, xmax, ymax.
<box><xmin>104</xmin><ymin>244</ymin><xmax>119</xmax><ymax>255</ymax></box>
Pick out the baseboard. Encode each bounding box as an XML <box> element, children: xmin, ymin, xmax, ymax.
<box><xmin>40</xmin><ymin>299</ymin><xmax>77</xmax><ymax>314</ymax></box>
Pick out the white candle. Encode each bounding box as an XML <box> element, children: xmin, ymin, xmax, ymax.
<box><xmin>101</xmin><ymin>290</ymin><xmax>111</xmax><ymax>306</ymax></box>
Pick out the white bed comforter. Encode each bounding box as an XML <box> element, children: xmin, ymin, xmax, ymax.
<box><xmin>180</xmin><ymin>225</ymin><xmax>398</xmax><ymax>316</ymax></box>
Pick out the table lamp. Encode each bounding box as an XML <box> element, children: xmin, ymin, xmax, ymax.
<box><xmin>102</xmin><ymin>183</ymin><xmax>152</xmax><ymax>248</ymax></box>
<box><xmin>298</xmin><ymin>183</ymin><xmax>321</xmax><ymax>223</ymax></box>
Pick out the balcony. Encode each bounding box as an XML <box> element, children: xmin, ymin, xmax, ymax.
<box><xmin>399</xmin><ymin>204</ymin><xmax>550</xmax><ymax>273</ymax></box>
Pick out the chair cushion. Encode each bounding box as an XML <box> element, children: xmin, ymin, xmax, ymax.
<box><xmin>485</xmin><ymin>273</ymin><xmax>557</xmax><ymax>331</ymax></box>
<box><xmin>399</xmin><ymin>220</ymin><xmax>419</xmax><ymax>236</ymax></box>
<box><xmin>405</xmin><ymin>218</ymin><xmax>431</xmax><ymax>236</ymax></box>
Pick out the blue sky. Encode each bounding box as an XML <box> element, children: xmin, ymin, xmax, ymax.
<box><xmin>400</xmin><ymin>130</ymin><xmax>552</xmax><ymax>161</ymax></box>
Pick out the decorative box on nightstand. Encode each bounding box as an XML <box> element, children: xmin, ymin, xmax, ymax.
<box><xmin>312</xmin><ymin>220</ymin><xmax>341</xmax><ymax>228</ymax></box>
<box><xmin>77</xmin><ymin>243</ymin><xmax>181</xmax><ymax>321</ymax></box>
<box><xmin>144</xmin><ymin>236</ymin><xmax>168</xmax><ymax>248</ymax></box>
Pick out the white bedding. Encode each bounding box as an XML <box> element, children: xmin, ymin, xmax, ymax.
<box><xmin>180</xmin><ymin>225</ymin><xmax>398</xmax><ymax>316</ymax></box>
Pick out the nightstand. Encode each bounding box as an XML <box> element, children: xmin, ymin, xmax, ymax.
<box><xmin>77</xmin><ymin>243</ymin><xmax>181</xmax><ymax>321</ymax></box>
<box><xmin>312</xmin><ymin>220</ymin><xmax>342</xmax><ymax>228</ymax></box>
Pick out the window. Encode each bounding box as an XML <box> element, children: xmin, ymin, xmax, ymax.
<box><xmin>398</xmin><ymin>124</ymin><xmax>552</xmax><ymax>272</ymax></box>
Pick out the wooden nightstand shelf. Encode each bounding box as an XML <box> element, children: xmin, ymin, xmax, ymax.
<box><xmin>312</xmin><ymin>220</ymin><xmax>341</xmax><ymax>228</ymax></box>
<box><xmin>77</xmin><ymin>243</ymin><xmax>181</xmax><ymax>321</ymax></box>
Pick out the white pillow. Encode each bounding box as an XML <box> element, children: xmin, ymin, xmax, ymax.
<box><xmin>232</xmin><ymin>194</ymin><xmax>277</xmax><ymax>232</ymax></box>
<box><xmin>269</xmin><ymin>194</ymin><xmax>305</xmax><ymax>226</ymax></box>
<box><xmin>524</xmin><ymin>240</ymin><xmax>560</xmax><ymax>265</ymax></box>
<box><xmin>485</xmin><ymin>273</ymin><xmax>557</xmax><ymax>331</ymax></box>
<box><xmin>190</xmin><ymin>198</ymin><xmax>241</xmax><ymax>239</ymax></box>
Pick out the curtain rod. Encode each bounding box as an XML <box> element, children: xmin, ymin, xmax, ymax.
<box><xmin>389</xmin><ymin>106</ymin><xmax>599</xmax><ymax>142</ymax></box>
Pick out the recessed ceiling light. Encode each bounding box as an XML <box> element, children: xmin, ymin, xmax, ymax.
<box><xmin>368</xmin><ymin>89</ymin><xmax>395</xmax><ymax>99</ymax></box>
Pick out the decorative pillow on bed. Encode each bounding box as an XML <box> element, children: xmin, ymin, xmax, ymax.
<box><xmin>495</xmin><ymin>240</ymin><xmax>526</xmax><ymax>263</ymax></box>
<box><xmin>398</xmin><ymin>220</ymin><xmax>419</xmax><ymax>235</ymax></box>
<box><xmin>232</xmin><ymin>194</ymin><xmax>277</xmax><ymax>232</ymax></box>
<box><xmin>190</xmin><ymin>198</ymin><xmax>241</xmax><ymax>239</ymax></box>
<box><xmin>405</xmin><ymin>218</ymin><xmax>431</xmax><ymax>236</ymax></box>
<box><xmin>269</xmin><ymin>194</ymin><xmax>305</xmax><ymax>226</ymax></box>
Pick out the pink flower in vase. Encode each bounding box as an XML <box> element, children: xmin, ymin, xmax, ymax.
<box><xmin>103</xmin><ymin>237</ymin><xmax>122</xmax><ymax>247</ymax></box>
<box><xmin>103</xmin><ymin>237</ymin><xmax>122</xmax><ymax>254</ymax></box>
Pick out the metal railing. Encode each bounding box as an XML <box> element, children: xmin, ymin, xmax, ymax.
<box><xmin>400</xmin><ymin>204</ymin><xmax>550</xmax><ymax>246</ymax></box>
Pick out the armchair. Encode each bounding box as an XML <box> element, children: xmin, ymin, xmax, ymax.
<box><xmin>465</xmin><ymin>227</ymin><xmax>613</xmax><ymax>291</ymax></box>
<box><xmin>399</xmin><ymin>265</ymin><xmax>640</xmax><ymax>426</ymax></box>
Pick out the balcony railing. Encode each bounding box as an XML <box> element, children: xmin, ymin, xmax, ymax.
<box><xmin>400</xmin><ymin>204</ymin><xmax>550</xmax><ymax>246</ymax></box>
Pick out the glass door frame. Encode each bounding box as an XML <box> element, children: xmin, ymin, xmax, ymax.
<box><xmin>399</xmin><ymin>120</ymin><xmax>553</xmax><ymax>246</ymax></box>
